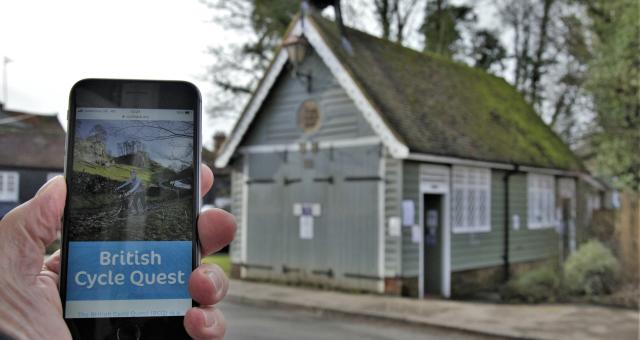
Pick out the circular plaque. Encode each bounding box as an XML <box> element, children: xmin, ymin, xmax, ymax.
<box><xmin>297</xmin><ymin>100</ymin><xmax>322</xmax><ymax>133</ymax></box>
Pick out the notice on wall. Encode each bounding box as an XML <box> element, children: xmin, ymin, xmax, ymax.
<box><xmin>411</xmin><ymin>225</ymin><xmax>422</xmax><ymax>243</ymax></box>
<box><xmin>512</xmin><ymin>214</ymin><xmax>520</xmax><ymax>230</ymax></box>
<box><xmin>402</xmin><ymin>200</ymin><xmax>415</xmax><ymax>227</ymax></box>
<box><xmin>388</xmin><ymin>217</ymin><xmax>401</xmax><ymax>237</ymax></box>
<box><xmin>293</xmin><ymin>203</ymin><xmax>302</xmax><ymax>216</ymax></box>
<box><xmin>299</xmin><ymin>215</ymin><xmax>314</xmax><ymax>240</ymax></box>
<box><xmin>294</xmin><ymin>203</ymin><xmax>321</xmax><ymax>217</ymax></box>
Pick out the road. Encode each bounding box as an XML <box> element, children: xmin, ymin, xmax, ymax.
<box><xmin>220</xmin><ymin>300</ymin><xmax>497</xmax><ymax>340</ymax></box>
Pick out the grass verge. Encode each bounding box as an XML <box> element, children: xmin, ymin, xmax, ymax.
<box><xmin>202</xmin><ymin>254</ymin><xmax>231</xmax><ymax>276</ymax></box>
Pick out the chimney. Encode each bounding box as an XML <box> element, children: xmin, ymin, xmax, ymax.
<box><xmin>213</xmin><ymin>132</ymin><xmax>227</xmax><ymax>158</ymax></box>
<box><xmin>305</xmin><ymin>0</ymin><xmax>352</xmax><ymax>54</ymax></box>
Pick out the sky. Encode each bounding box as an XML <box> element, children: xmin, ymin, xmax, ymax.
<box><xmin>0</xmin><ymin>0</ymin><xmax>237</xmax><ymax>147</ymax></box>
<box><xmin>0</xmin><ymin>0</ymin><xmax>506</xmax><ymax>149</ymax></box>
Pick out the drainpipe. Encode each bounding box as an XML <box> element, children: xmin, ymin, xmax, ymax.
<box><xmin>503</xmin><ymin>165</ymin><xmax>520</xmax><ymax>282</ymax></box>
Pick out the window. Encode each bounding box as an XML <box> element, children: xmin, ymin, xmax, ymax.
<box><xmin>47</xmin><ymin>172</ymin><xmax>63</xmax><ymax>181</ymax></box>
<box><xmin>452</xmin><ymin>166</ymin><xmax>491</xmax><ymax>233</ymax></box>
<box><xmin>586</xmin><ymin>193</ymin><xmax>602</xmax><ymax>221</ymax></box>
<box><xmin>0</xmin><ymin>171</ymin><xmax>19</xmax><ymax>202</ymax></box>
<box><xmin>527</xmin><ymin>174</ymin><xmax>555</xmax><ymax>229</ymax></box>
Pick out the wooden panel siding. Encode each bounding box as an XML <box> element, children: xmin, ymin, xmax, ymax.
<box><xmin>242</xmin><ymin>146</ymin><xmax>381</xmax><ymax>289</ymax></box>
<box><xmin>401</xmin><ymin>162</ymin><xmax>420</xmax><ymax>276</ymax></box>
<box><xmin>509</xmin><ymin>173</ymin><xmax>559</xmax><ymax>263</ymax></box>
<box><xmin>325</xmin><ymin>145</ymin><xmax>380</xmax><ymax>279</ymax></box>
<box><xmin>244</xmin><ymin>51</ymin><xmax>376</xmax><ymax>147</ymax></box>
<box><xmin>229</xmin><ymin>161</ymin><xmax>245</xmax><ymax>264</ymax></box>
<box><xmin>384</xmin><ymin>151</ymin><xmax>402</xmax><ymax>276</ymax></box>
<box><xmin>451</xmin><ymin>170</ymin><xmax>505</xmax><ymax>271</ymax></box>
<box><xmin>400</xmin><ymin>167</ymin><xmax>561</xmax><ymax>274</ymax></box>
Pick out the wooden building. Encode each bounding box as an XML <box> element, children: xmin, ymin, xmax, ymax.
<box><xmin>216</xmin><ymin>14</ymin><xmax>605</xmax><ymax>298</ymax></box>
<box><xmin>0</xmin><ymin>105</ymin><xmax>65</xmax><ymax>218</ymax></box>
<box><xmin>202</xmin><ymin>132</ymin><xmax>232</xmax><ymax>212</ymax></box>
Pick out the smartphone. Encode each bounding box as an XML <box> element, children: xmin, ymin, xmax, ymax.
<box><xmin>60</xmin><ymin>79</ymin><xmax>201</xmax><ymax>339</ymax></box>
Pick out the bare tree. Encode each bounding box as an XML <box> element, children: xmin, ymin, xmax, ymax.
<box><xmin>201</xmin><ymin>0</ymin><xmax>299</xmax><ymax>118</ymax></box>
<box><xmin>529</xmin><ymin>0</ymin><xmax>555</xmax><ymax>106</ymax></box>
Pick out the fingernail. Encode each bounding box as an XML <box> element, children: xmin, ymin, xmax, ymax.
<box><xmin>202</xmin><ymin>309</ymin><xmax>216</xmax><ymax>328</ymax></box>
<box><xmin>204</xmin><ymin>268</ymin><xmax>224</xmax><ymax>296</ymax></box>
<box><xmin>36</xmin><ymin>176</ymin><xmax>60</xmax><ymax>197</ymax></box>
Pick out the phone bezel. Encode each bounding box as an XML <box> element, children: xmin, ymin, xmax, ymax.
<box><xmin>60</xmin><ymin>78</ymin><xmax>202</xmax><ymax>339</ymax></box>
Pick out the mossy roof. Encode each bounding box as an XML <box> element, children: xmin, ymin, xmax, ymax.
<box><xmin>311</xmin><ymin>15</ymin><xmax>583</xmax><ymax>171</ymax></box>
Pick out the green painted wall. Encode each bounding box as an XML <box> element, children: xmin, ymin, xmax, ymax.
<box><xmin>400</xmin><ymin>167</ymin><xmax>561</xmax><ymax>276</ymax></box>
<box><xmin>508</xmin><ymin>173</ymin><xmax>559</xmax><ymax>263</ymax></box>
<box><xmin>229</xmin><ymin>160</ymin><xmax>244</xmax><ymax>264</ymax></box>
<box><xmin>450</xmin><ymin>171</ymin><xmax>505</xmax><ymax>271</ymax></box>
<box><xmin>401</xmin><ymin>162</ymin><xmax>420</xmax><ymax>276</ymax></box>
<box><xmin>244</xmin><ymin>51</ymin><xmax>375</xmax><ymax>146</ymax></box>
<box><xmin>383</xmin><ymin>151</ymin><xmax>403</xmax><ymax>276</ymax></box>
<box><xmin>243</xmin><ymin>146</ymin><xmax>382</xmax><ymax>290</ymax></box>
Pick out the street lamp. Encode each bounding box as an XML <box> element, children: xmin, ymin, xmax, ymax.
<box><xmin>282</xmin><ymin>34</ymin><xmax>312</xmax><ymax>92</ymax></box>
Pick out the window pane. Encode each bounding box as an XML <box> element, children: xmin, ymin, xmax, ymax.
<box><xmin>453</xmin><ymin>166</ymin><xmax>491</xmax><ymax>232</ymax></box>
<box><xmin>467</xmin><ymin>189</ymin><xmax>476</xmax><ymax>227</ymax></box>
<box><xmin>454</xmin><ymin>189</ymin><xmax>464</xmax><ymax>227</ymax></box>
<box><xmin>7</xmin><ymin>175</ymin><xmax>15</xmax><ymax>191</ymax></box>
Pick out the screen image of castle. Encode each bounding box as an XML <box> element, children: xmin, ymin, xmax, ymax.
<box><xmin>68</xmin><ymin>119</ymin><xmax>194</xmax><ymax>241</ymax></box>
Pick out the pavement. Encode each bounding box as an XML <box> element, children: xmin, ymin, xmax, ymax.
<box><xmin>227</xmin><ymin>279</ymin><xmax>640</xmax><ymax>340</ymax></box>
<box><xmin>220</xmin><ymin>300</ymin><xmax>492</xmax><ymax>340</ymax></box>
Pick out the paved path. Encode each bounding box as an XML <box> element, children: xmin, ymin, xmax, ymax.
<box><xmin>221</xmin><ymin>300</ymin><xmax>494</xmax><ymax>340</ymax></box>
<box><xmin>227</xmin><ymin>280</ymin><xmax>639</xmax><ymax>340</ymax></box>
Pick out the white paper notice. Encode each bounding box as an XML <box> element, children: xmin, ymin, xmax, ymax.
<box><xmin>312</xmin><ymin>203</ymin><xmax>322</xmax><ymax>216</ymax></box>
<box><xmin>512</xmin><ymin>214</ymin><xmax>520</xmax><ymax>230</ymax></box>
<box><xmin>388</xmin><ymin>217</ymin><xmax>401</xmax><ymax>237</ymax></box>
<box><xmin>300</xmin><ymin>216</ymin><xmax>314</xmax><ymax>239</ymax></box>
<box><xmin>402</xmin><ymin>200</ymin><xmax>415</xmax><ymax>226</ymax></box>
<box><xmin>411</xmin><ymin>225</ymin><xmax>422</xmax><ymax>243</ymax></box>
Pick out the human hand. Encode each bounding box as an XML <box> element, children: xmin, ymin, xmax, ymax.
<box><xmin>0</xmin><ymin>164</ymin><xmax>235</xmax><ymax>340</ymax></box>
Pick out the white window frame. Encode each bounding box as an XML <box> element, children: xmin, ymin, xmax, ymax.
<box><xmin>0</xmin><ymin>171</ymin><xmax>20</xmax><ymax>202</ymax></box>
<box><xmin>451</xmin><ymin>166</ymin><xmax>491</xmax><ymax>233</ymax></box>
<box><xmin>527</xmin><ymin>173</ymin><xmax>556</xmax><ymax>229</ymax></box>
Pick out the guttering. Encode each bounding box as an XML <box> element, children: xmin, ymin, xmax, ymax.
<box><xmin>579</xmin><ymin>173</ymin><xmax>607</xmax><ymax>191</ymax></box>
<box><xmin>519</xmin><ymin>165</ymin><xmax>580</xmax><ymax>177</ymax></box>
<box><xmin>407</xmin><ymin>153</ymin><xmax>515</xmax><ymax>170</ymax></box>
<box><xmin>408</xmin><ymin>153</ymin><xmax>585</xmax><ymax>179</ymax></box>
<box><xmin>238</xmin><ymin>136</ymin><xmax>381</xmax><ymax>154</ymax></box>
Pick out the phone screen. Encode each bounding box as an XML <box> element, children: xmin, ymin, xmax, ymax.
<box><xmin>64</xmin><ymin>107</ymin><xmax>195</xmax><ymax>320</ymax></box>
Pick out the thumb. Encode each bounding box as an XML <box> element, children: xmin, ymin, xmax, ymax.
<box><xmin>0</xmin><ymin>176</ymin><xmax>66</xmax><ymax>277</ymax></box>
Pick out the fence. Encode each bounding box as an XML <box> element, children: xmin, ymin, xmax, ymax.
<box><xmin>615</xmin><ymin>192</ymin><xmax>639</xmax><ymax>284</ymax></box>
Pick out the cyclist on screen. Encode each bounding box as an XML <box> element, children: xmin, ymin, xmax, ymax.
<box><xmin>116</xmin><ymin>169</ymin><xmax>146</xmax><ymax>214</ymax></box>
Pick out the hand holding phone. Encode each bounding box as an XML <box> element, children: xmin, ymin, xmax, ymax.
<box><xmin>0</xmin><ymin>167</ymin><xmax>234</xmax><ymax>340</ymax></box>
<box><xmin>51</xmin><ymin>79</ymin><xmax>235</xmax><ymax>339</ymax></box>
